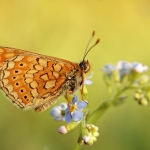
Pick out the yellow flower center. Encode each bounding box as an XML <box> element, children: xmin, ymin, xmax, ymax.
<box><xmin>70</xmin><ymin>105</ymin><xmax>77</xmax><ymax>113</ymax></box>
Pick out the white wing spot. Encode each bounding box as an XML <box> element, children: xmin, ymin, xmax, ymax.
<box><xmin>39</xmin><ymin>59</ymin><xmax>47</xmax><ymax>67</ymax></box>
<box><xmin>5</xmin><ymin>84</ymin><xmax>13</xmax><ymax>93</ymax></box>
<box><xmin>53</xmin><ymin>72</ymin><xmax>59</xmax><ymax>78</ymax></box>
<box><xmin>3</xmin><ymin>70</ymin><xmax>10</xmax><ymax>78</ymax></box>
<box><xmin>14</xmin><ymin>56</ymin><xmax>24</xmax><ymax>61</ymax></box>
<box><xmin>27</xmin><ymin>69</ymin><xmax>38</xmax><ymax>74</ymax></box>
<box><xmin>45</xmin><ymin>80</ymin><xmax>56</xmax><ymax>89</ymax></box>
<box><xmin>10</xmin><ymin>91</ymin><xmax>18</xmax><ymax>99</ymax></box>
<box><xmin>53</xmin><ymin>64</ymin><xmax>61</xmax><ymax>72</ymax></box>
<box><xmin>34</xmin><ymin>65</ymin><xmax>43</xmax><ymax>71</ymax></box>
<box><xmin>25</xmin><ymin>78</ymin><xmax>33</xmax><ymax>83</ymax></box>
<box><xmin>31</xmin><ymin>89</ymin><xmax>39</xmax><ymax>97</ymax></box>
<box><xmin>30</xmin><ymin>81</ymin><xmax>38</xmax><ymax>88</ymax></box>
<box><xmin>2</xmin><ymin>79</ymin><xmax>9</xmax><ymax>86</ymax></box>
<box><xmin>7</xmin><ymin>61</ymin><xmax>15</xmax><ymax>69</ymax></box>
<box><xmin>40</xmin><ymin>74</ymin><xmax>49</xmax><ymax>80</ymax></box>
<box><xmin>25</xmin><ymin>73</ymin><xmax>34</xmax><ymax>78</ymax></box>
<box><xmin>2</xmin><ymin>62</ymin><xmax>7</xmax><ymax>70</ymax></box>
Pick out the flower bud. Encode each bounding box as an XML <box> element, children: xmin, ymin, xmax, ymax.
<box><xmin>139</xmin><ymin>98</ymin><xmax>149</xmax><ymax>106</ymax></box>
<box><xmin>134</xmin><ymin>90</ymin><xmax>144</xmax><ymax>101</ymax></box>
<box><xmin>58</xmin><ymin>121</ymin><xmax>80</xmax><ymax>134</ymax></box>
<box><xmin>78</xmin><ymin>127</ymin><xmax>89</xmax><ymax>145</ymax></box>
<box><xmin>58</xmin><ymin>126</ymin><xmax>67</xmax><ymax>134</ymax></box>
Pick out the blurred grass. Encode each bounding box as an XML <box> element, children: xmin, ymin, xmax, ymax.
<box><xmin>0</xmin><ymin>0</ymin><xmax>150</xmax><ymax>150</ymax></box>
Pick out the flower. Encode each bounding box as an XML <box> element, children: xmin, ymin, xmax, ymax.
<box><xmin>84</xmin><ymin>124</ymin><xmax>99</xmax><ymax>145</ymax></box>
<box><xmin>50</xmin><ymin>103</ymin><xmax>67</xmax><ymax>121</ymax></box>
<box><xmin>101</xmin><ymin>64</ymin><xmax>116</xmax><ymax>76</ymax></box>
<box><xmin>78</xmin><ymin>124</ymin><xmax>99</xmax><ymax>146</ymax></box>
<box><xmin>101</xmin><ymin>61</ymin><xmax>148</xmax><ymax>80</ymax></box>
<box><xmin>117</xmin><ymin>61</ymin><xmax>132</xmax><ymax>78</ymax></box>
<box><xmin>64</xmin><ymin>95</ymin><xmax>88</xmax><ymax>123</ymax></box>
<box><xmin>50</xmin><ymin>95</ymin><xmax>88</xmax><ymax>123</ymax></box>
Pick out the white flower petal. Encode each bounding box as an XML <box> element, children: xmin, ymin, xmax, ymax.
<box><xmin>86</xmin><ymin>72</ymin><xmax>93</xmax><ymax>79</ymax></box>
<box><xmin>84</xmin><ymin>80</ymin><xmax>93</xmax><ymax>85</ymax></box>
<box><xmin>59</xmin><ymin>103</ymin><xmax>67</xmax><ymax>110</ymax></box>
<box><xmin>50</xmin><ymin>106</ymin><xmax>62</xmax><ymax>118</ymax></box>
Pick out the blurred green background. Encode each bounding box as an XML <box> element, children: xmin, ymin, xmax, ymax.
<box><xmin>0</xmin><ymin>0</ymin><xmax>150</xmax><ymax>150</ymax></box>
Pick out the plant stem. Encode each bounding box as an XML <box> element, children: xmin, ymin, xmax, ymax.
<box><xmin>87</xmin><ymin>86</ymin><xmax>129</xmax><ymax>124</ymax></box>
<box><xmin>87</xmin><ymin>101</ymin><xmax>111</xmax><ymax>124</ymax></box>
<box><xmin>74</xmin><ymin>143</ymin><xmax>80</xmax><ymax>150</ymax></box>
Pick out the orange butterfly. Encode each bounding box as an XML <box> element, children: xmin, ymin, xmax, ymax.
<box><xmin>0</xmin><ymin>31</ymin><xmax>99</xmax><ymax>112</ymax></box>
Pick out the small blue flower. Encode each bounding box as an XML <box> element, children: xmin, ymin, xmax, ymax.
<box><xmin>101</xmin><ymin>64</ymin><xmax>116</xmax><ymax>76</ymax></box>
<box><xmin>50</xmin><ymin>103</ymin><xmax>67</xmax><ymax>121</ymax></box>
<box><xmin>64</xmin><ymin>95</ymin><xmax>88</xmax><ymax>123</ymax></box>
<box><xmin>116</xmin><ymin>61</ymin><xmax>132</xmax><ymax>79</ymax></box>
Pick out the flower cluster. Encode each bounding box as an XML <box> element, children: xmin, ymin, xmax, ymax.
<box><xmin>102</xmin><ymin>61</ymin><xmax>148</xmax><ymax>81</ymax></box>
<box><xmin>50</xmin><ymin>60</ymin><xmax>150</xmax><ymax>148</ymax></box>
<box><xmin>78</xmin><ymin>124</ymin><xmax>99</xmax><ymax>146</ymax></box>
<box><xmin>50</xmin><ymin>94</ymin><xmax>99</xmax><ymax>145</ymax></box>
<box><xmin>101</xmin><ymin>61</ymin><xmax>150</xmax><ymax>106</ymax></box>
<box><xmin>134</xmin><ymin>89</ymin><xmax>150</xmax><ymax>106</ymax></box>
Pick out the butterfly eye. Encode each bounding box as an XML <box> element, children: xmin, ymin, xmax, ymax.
<box><xmin>79</xmin><ymin>60</ymin><xmax>90</xmax><ymax>73</ymax></box>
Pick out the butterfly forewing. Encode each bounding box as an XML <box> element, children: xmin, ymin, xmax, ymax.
<box><xmin>0</xmin><ymin>47</ymin><xmax>82</xmax><ymax>112</ymax></box>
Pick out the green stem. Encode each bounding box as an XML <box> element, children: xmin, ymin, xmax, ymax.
<box><xmin>87</xmin><ymin>101</ymin><xmax>111</xmax><ymax>124</ymax></box>
<box><xmin>87</xmin><ymin>86</ymin><xmax>129</xmax><ymax>124</ymax></box>
<box><xmin>74</xmin><ymin>143</ymin><xmax>80</xmax><ymax>150</ymax></box>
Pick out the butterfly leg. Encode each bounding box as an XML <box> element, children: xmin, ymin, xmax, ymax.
<box><xmin>66</xmin><ymin>90</ymin><xmax>73</xmax><ymax>118</ymax></box>
<box><xmin>81</xmin><ymin>72</ymin><xmax>85</xmax><ymax>100</ymax></box>
<box><xmin>81</xmin><ymin>73</ymin><xmax>88</xmax><ymax>105</ymax></box>
<box><xmin>66</xmin><ymin>91</ymin><xmax>71</xmax><ymax>106</ymax></box>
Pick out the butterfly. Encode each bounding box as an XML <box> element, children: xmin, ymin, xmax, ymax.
<box><xmin>0</xmin><ymin>31</ymin><xmax>99</xmax><ymax>112</ymax></box>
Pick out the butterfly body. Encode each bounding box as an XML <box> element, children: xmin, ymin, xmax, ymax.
<box><xmin>0</xmin><ymin>47</ymin><xmax>88</xmax><ymax>112</ymax></box>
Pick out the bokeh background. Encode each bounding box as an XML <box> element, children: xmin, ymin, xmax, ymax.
<box><xmin>0</xmin><ymin>0</ymin><xmax>150</xmax><ymax>150</ymax></box>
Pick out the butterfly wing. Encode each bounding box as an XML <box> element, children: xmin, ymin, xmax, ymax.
<box><xmin>0</xmin><ymin>47</ymin><xmax>81</xmax><ymax>112</ymax></box>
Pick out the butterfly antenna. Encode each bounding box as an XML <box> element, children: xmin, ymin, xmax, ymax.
<box><xmin>83</xmin><ymin>31</ymin><xmax>100</xmax><ymax>60</ymax></box>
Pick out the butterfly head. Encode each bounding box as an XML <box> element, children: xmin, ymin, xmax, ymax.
<box><xmin>79</xmin><ymin>60</ymin><xmax>90</xmax><ymax>73</ymax></box>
